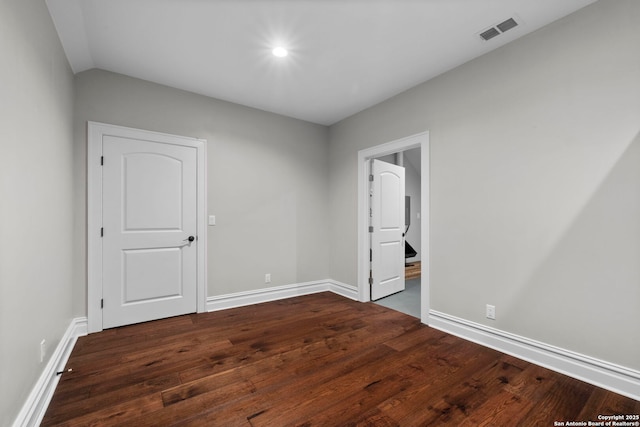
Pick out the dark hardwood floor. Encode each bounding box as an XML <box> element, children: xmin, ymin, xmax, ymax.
<box><xmin>42</xmin><ymin>292</ymin><xmax>639</xmax><ymax>426</ymax></box>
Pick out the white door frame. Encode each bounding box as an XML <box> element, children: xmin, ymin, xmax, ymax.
<box><xmin>357</xmin><ymin>131</ymin><xmax>430</xmax><ymax>323</ymax></box>
<box><xmin>87</xmin><ymin>122</ymin><xmax>207</xmax><ymax>333</ymax></box>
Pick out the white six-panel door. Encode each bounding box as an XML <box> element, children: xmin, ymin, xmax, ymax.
<box><xmin>370</xmin><ymin>159</ymin><xmax>406</xmax><ymax>300</ymax></box>
<box><xmin>102</xmin><ymin>136</ymin><xmax>198</xmax><ymax>329</ymax></box>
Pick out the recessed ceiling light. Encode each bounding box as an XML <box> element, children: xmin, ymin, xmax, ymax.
<box><xmin>272</xmin><ymin>47</ymin><xmax>288</xmax><ymax>58</ymax></box>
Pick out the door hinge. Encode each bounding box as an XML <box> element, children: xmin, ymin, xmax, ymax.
<box><xmin>101</xmin><ymin>299</ymin><xmax>104</xmax><ymax>309</ymax></box>
<box><xmin>101</xmin><ymin>156</ymin><xmax>104</xmax><ymax>166</ymax></box>
<box><xmin>368</xmin><ymin>226</ymin><xmax>373</xmax><ymax>233</ymax></box>
<box><xmin>100</xmin><ymin>227</ymin><xmax>104</xmax><ymax>237</ymax></box>
<box><xmin>368</xmin><ymin>277</ymin><xmax>373</xmax><ymax>286</ymax></box>
<box><xmin>369</xmin><ymin>174</ymin><xmax>374</xmax><ymax>182</ymax></box>
<box><xmin>369</xmin><ymin>249</ymin><xmax>372</xmax><ymax>262</ymax></box>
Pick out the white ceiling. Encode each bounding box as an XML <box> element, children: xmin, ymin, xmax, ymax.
<box><xmin>46</xmin><ymin>0</ymin><xmax>597</xmax><ymax>126</ymax></box>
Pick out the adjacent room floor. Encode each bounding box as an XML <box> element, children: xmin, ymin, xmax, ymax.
<box><xmin>374</xmin><ymin>278</ymin><xmax>420</xmax><ymax>318</ymax></box>
<box><xmin>374</xmin><ymin>261</ymin><xmax>421</xmax><ymax>318</ymax></box>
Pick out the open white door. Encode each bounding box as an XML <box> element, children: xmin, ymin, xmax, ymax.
<box><xmin>370</xmin><ymin>159</ymin><xmax>405</xmax><ymax>300</ymax></box>
<box><xmin>102</xmin><ymin>135</ymin><xmax>198</xmax><ymax>329</ymax></box>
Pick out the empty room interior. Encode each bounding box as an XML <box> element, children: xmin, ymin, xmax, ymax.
<box><xmin>2</xmin><ymin>0</ymin><xmax>639</xmax><ymax>425</ymax></box>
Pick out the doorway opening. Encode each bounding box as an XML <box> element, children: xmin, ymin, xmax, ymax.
<box><xmin>372</xmin><ymin>149</ymin><xmax>422</xmax><ymax>318</ymax></box>
<box><xmin>357</xmin><ymin>132</ymin><xmax>429</xmax><ymax>324</ymax></box>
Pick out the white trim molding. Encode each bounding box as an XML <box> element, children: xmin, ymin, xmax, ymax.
<box><xmin>429</xmin><ymin>310</ymin><xmax>640</xmax><ymax>401</ymax></box>
<box><xmin>207</xmin><ymin>280</ymin><xmax>358</xmax><ymax>312</ymax></box>
<box><xmin>13</xmin><ymin>317</ymin><xmax>87</xmax><ymax>427</ymax></box>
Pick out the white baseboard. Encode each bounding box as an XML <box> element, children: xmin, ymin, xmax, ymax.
<box><xmin>12</xmin><ymin>317</ymin><xmax>87</xmax><ymax>427</ymax></box>
<box><xmin>327</xmin><ymin>280</ymin><xmax>360</xmax><ymax>301</ymax></box>
<box><xmin>428</xmin><ymin>310</ymin><xmax>640</xmax><ymax>401</ymax></box>
<box><xmin>206</xmin><ymin>279</ymin><xmax>358</xmax><ymax>312</ymax></box>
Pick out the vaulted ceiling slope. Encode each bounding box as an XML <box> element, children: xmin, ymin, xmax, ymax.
<box><xmin>46</xmin><ymin>0</ymin><xmax>597</xmax><ymax>125</ymax></box>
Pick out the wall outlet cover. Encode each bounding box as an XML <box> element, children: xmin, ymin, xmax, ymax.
<box><xmin>486</xmin><ymin>304</ymin><xmax>496</xmax><ymax>320</ymax></box>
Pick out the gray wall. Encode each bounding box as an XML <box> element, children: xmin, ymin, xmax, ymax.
<box><xmin>0</xmin><ymin>0</ymin><xmax>75</xmax><ymax>425</ymax></box>
<box><xmin>73</xmin><ymin>69</ymin><xmax>330</xmax><ymax>314</ymax></box>
<box><xmin>329</xmin><ymin>0</ymin><xmax>640</xmax><ymax>370</ymax></box>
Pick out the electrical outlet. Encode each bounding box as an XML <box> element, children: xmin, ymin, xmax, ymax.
<box><xmin>40</xmin><ymin>339</ymin><xmax>46</xmax><ymax>363</ymax></box>
<box><xmin>486</xmin><ymin>304</ymin><xmax>496</xmax><ymax>320</ymax></box>
<box><xmin>265</xmin><ymin>273</ymin><xmax>271</xmax><ymax>283</ymax></box>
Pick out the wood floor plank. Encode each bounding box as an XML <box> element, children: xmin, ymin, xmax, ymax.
<box><xmin>41</xmin><ymin>292</ymin><xmax>639</xmax><ymax>426</ymax></box>
<box><xmin>503</xmin><ymin>362</ymin><xmax>556</xmax><ymax>403</ymax></box>
<box><xmin>458</xmin><ymin>391</ymin><xmax>534</xmax><ymax>427</ymax></box>
<box><xmin>245</xmin><ymin>345</ymin><xmax>404</xmax><ymax>426</ymax></box>
<box><xmin>428</xmin><ymin>357</ymin><xmax>529</xmax><ymax>424</ymax></box>
<box><xmin>577</xmin><ymin>387</ymin><xmax>640</xmax><ymax>420</ymax></box>
<box><xmin>382</xmin><ymin>323</ymin><xmax>444</xmax><ymax>352</ymax></box>
<box><xmin>53</xmin><ymin>336</ymin><xmax>234</xmax><ymax>399</ymax></box>
<box><xmin>176</xmin><ymin>305</ymin><xmax>413</xmax><ymax>389</ymax></box>
<box><xmin>125</xmin><ymin>377</ymin><xmax>260</xmax><ymax>427</ymax></box>
<box><xmin>293</xmin><ymin>373</ymin><xmax>413</xmax><ymax>427</ymax></box>
<box><xmin>42</xmin><ymin>393</ymin><xmax>164</xmax><ymax>427</ymax></box>
<box><xmin>370</xmin><ymin>347</ymin><xmax>504</xmax><ymax>425</ymax></box>
<box><xmin>519</xmin><ymin>373</ymin><xmax>595</xmax><ymax>425</ymax></box>
<box><xmin>42</xmin><ymin>373</ymin><xmax>181</xmax><ymax>425</ymax></box>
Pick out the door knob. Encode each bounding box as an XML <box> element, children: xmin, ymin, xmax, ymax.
<box><xmin>184</xmin><ymin>236</ymin><xmax>195</xmax><ymax>242</ymax></box>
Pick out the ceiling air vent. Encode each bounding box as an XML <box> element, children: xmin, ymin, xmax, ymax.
<box><xmin>479</xmin><ymin>17</ymin><xmax>519</xmax><ymax>41</ymax></box>
<box><xmin>497</xmin><ymin>18</ymin><xmax>518</xmax><ymax>33</ymax></box>
<box><xmin>479</xmin><ymin>27</ymin><xmax>501</xmax><ymax>41</ymax></box>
